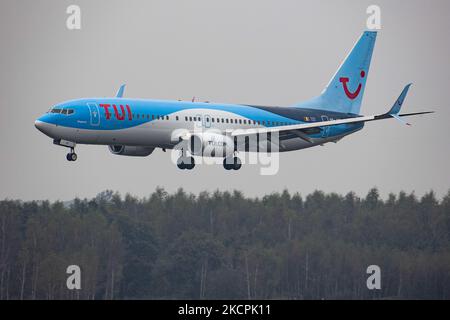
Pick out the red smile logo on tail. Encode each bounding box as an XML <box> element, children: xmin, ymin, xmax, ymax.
<box><xmin>339</xmin><ymin>70</ymin><xmax>365</xmax><ymax>100</ymax></box>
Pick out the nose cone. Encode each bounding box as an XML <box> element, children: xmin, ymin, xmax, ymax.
<box><xmin>34</xmin><ymin>119</ymin><xmax>43</xmax><ymax>131</ymax></box>
<box><xmin>34</xmin><ymin>118</ymin><xmax>54</xmax><ymax>136</ymax></box>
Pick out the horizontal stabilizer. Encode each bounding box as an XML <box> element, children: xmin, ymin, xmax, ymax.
<box><xmin>230</xmin><ymin>84</ymin><xmax>433</xmax><ymax>137</ymax></box>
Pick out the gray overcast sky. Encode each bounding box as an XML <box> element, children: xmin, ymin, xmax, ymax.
<box><xmin>0</xmin><ymin>0</ymin><xmax>448</xmax><ymax>201</ymax></box>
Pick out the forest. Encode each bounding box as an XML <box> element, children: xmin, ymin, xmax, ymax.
<box><xmin>0</xmin><ymin>187</ymin><xmax>449</xmax><ymax>300</ymax></box>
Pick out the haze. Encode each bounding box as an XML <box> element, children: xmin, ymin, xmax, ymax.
<box><xmin>0</xmin><ymin>0</ymin><xmax>448</xmax><ymax>201</ymax></box>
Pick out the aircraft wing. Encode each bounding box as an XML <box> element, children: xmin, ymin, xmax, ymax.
<box><xmin>229</xmin><ymin>84</ymin><xmax>433</xmax><ymax>138</ymax></box>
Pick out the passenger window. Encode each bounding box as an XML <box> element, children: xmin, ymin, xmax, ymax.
<box><xmin>166</xmin><ymin>116</ymin><xmax>169</xmax><ymax>120</ymax></box>
<box><xmin>176</xmin><ymin>116</ymin><xmax>179</xmax><ymax>121</ymax></box>
<box><xmin>185</xmin><ymin>116</ymin><xmax>188</xmax><ymax>121</ymax></box>
<box><xmin>189</xmin><ymin>117</ymin><xmax>192</xmax><ymax>121</ymax></box>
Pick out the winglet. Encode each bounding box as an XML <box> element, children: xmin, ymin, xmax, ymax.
<box><xmin>386</xmin><ymin>84</ymin><xmax>413</xmax><ymax>125</ymax></box>
<box><xmin>116</xmin><ymin>84</ymin><xmax>126</xmax><ymax>98</ymax></box>
<box><xmin>388</xmin><ymin>83</ymin><xmax>412</xmax><ymax>115</ymax></box>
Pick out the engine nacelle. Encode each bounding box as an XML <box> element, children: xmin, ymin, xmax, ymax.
<box><xmin>188</xmin><ymin>132</ymin><xmax>234</xmax><ymax>157</ymax></box>
<box><xmin>108</xmin><ymin>145</ymin><xmax>155</xmax><ymax>157</ymax></box>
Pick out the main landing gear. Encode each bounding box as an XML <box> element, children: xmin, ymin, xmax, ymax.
<box><xmin>177</xmin><ymin>149</ymin><xmax>195</xmax><ymax>170</ymax></box>
<box><xmin>223</xmin><ymin>156</ymin><xmax>242</xmax><ymax>171</ymax></box>
<box><xmin>66</xmin><ymin>148</ymin><xmax>78</xmax><ymax>162</ymax></box>
<box><xmin>175</xmin><ymin>147</ymin><xmax>242</xmax><ymax>171</ymax></box>
<box><xmin>177</xmin><ymin>156</ymin><xmax>195</xmax><ymax>170</ymax></box>
<box><xmin>223</xmin><ymin>137</ymin><xmax>242</xmax><ymax>170</ymax></box>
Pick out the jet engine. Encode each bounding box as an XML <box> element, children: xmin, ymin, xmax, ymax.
<box><xmin>108</xmin><ymin>145</ymin><xmax>155</xmax><ymax>157</ymax></box>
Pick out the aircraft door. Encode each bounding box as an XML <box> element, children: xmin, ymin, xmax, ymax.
<box><xmin>87</xmin><ymin>103</ymin><xmax>100</xmax><ymax>126</ymax></box>
<box><xmin>195</xmin><ymin>114</ymin><xmax>203</xmax><ymax>128</ymax></box>
<box><xmin>203</xmin><ymin>115</ymin><xmax>211</xmax><ymax>128</ymax></box>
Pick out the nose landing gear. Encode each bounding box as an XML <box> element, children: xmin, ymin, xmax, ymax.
<box><xmin>53</xmin><ymin>139</ymin><xmax>78</xmax><ymax>162</ymax></box>
<box><xmin>66</xmin><ymin>148</ymin><xmax>78</xmax><ymax>162</ymax></box>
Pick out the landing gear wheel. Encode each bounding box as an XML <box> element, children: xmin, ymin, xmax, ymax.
<box><xmin>66</xmin><ymin>152</ymin><xmax>77</xmax><ymax>161</ymax></box>
<box><xmin>232</xmin><ymin>157</ymin><xmax>242</xmax><ymax>170</ymax></box>
<box><xmin>177</xmin><ymin>157</ymin><xmax>186</xmax><ymax>170</ymax></box>
<box><xmin>223</xmin><ymin>157</ymin><xmax>233</xmax><ymax>170</ymax></box>
<box><xmin>177</xmin><ymin>156</ymin><xmax>195</xmax><ymax>170</ymax></box>
<box><xmin>185</xmin><ymin>157</ymin><xmax>195</xmax><ymax>170</ymax></box>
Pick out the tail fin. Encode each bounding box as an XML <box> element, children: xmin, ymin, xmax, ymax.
<box><xmin>294</xmin><ymin>31</ymin><xmax>377</xmax><ymax>114</ymax></box>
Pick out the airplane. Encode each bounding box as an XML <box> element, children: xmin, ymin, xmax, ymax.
<box><xmin>35</xmin><ymin>31</ymin><xmax>432</xmax><ymax>170</ymax></box>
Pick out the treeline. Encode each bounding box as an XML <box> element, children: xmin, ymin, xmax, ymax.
<box><xmin>0</xmin><ymin>188</ymin><xmax>449</xmax><ymax>300</ymax></box>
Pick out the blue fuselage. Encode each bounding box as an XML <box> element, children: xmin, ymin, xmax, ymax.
<box><xmin>35</xmin><ymin>98</ymin><xmax>364</xmax><ymax>152</ymax></box>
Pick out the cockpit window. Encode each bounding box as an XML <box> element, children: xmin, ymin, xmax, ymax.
<box><xmin>53</xmin><ymin>108</ymin><xmax>75</xmax><ymax>115</ymax></box>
